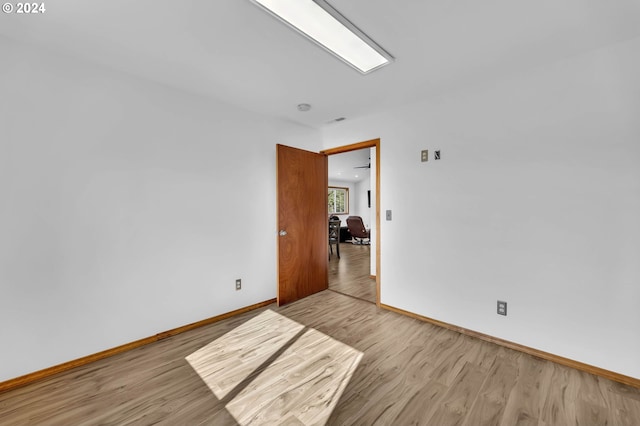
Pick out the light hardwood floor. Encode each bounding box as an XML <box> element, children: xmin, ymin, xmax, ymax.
<box><xmin>186</xmin><ymin>309</ymin><xmax>363</xmax><ymax>425</ymax></box>
<box><xmin>329</xmin><ymin>240</ymin><xmax>375</xmax><ymax>303</ymax></box>
<box><xmin>1</xmin><ymin>291</ymin><xmax>639</xmax><ymax>425</ymax></box>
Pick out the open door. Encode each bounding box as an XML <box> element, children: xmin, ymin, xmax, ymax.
<box><xmin>276</xmin><ymin>144</ymin><xmax>328</xmax><ymax>306</ymax></box>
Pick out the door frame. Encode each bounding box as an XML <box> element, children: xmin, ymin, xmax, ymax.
<box><xmin>321</xmin><ymin>138</ymin><xmax>381</xmax><ymax>306</ymax></box>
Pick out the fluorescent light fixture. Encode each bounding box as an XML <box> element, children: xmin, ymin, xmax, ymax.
<box><xmin>251</xmin><ymin>0</ymin><xmax>393</xmax><ymax>74</ymax></box>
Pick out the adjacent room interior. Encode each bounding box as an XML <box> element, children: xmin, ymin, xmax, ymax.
<box><xmin>327</xmin><ymin>147</ymin><xmax>377</xmax><ymax>303</ymax></box>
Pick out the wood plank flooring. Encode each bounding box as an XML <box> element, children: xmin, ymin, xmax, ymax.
<box><xmin>186</xmin><ymin>309</ymin><xmax>363</xmax><ymax>425</ymax></box>
<box><xmin>329</xmin><ymin>241</ymin><xmax>375</xmax><ymax>303</ymax></box>
<box><xmin>1</xmin><ymin>290</ymin><xmax>639</xmax><ymax>425</ymax></box>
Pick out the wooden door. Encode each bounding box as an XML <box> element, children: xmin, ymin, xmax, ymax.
<box><xmin>276</xmin><ymin>144</ymin><xmax>328</xmax><ymax>306</ymax></box>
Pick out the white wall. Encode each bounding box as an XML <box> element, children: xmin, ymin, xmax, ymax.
<box><xmin>354</xmin><ymin>175</ymin><xmax>372</xmax><ymax>229</ymax></box>
<box><xmin>0</xmin><ymin>39</ymin><xmax>321</xmax><ymax>382</ymax></box>
<box><xmin>322</xmin><ymin>36</ymin><xmax>640</xmax><ymax>379</ymax></box>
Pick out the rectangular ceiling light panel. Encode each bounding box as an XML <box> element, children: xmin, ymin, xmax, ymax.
<box><xmin>252</xmin><ymin>0</ymin><xmax>393</xmax><ymax>74</ymax></box>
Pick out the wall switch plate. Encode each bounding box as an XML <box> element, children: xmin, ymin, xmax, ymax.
<box><xmin>386</xmin><ymin>210</ymin><xmax>392</xmax><ymax>221</ymax></box>
<box><xmin>434</xmin><ymin>150</ymin><xmax>441</xmax><ymax>160</ymax></box>
<box><xmin>497</xmin><ymin>300</ymin><xmax>507</xmax><ymax>316</ymax></box>
<box><xmin>421</xmin><ymin>150</ymin><xmax>428</xmax><ymax>162</ymax></box>
<box><xmin>236</xmin><ymin>279</ymin><xmax>241</xmax><ymax>291</ymax></box>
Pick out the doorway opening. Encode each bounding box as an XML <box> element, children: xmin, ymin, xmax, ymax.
<box><xmin>322</xmin><ymin>139</ymin><xmax>380</xmax><ymax>306</ymax></box>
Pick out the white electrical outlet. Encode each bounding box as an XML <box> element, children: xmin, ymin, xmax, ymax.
<box><xmin>497</xmin><ymin>300</ymin><xmax>507</xmax><ymax>316</ymax></box>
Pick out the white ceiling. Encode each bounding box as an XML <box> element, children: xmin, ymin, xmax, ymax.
<box><xmin>2</xmin><ymin>1</ymin><xmax>640</xmax><ymax>128</ymax></box>
<box><xmin>328</xmin><ymin>149</ymin><xmax>371</xmax><ymax>183</ymax></box>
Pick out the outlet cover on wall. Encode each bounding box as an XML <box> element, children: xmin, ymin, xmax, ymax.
<box><xmin>235</xmin><ymin>279</ymin><xmax>241</xmax><ymax>291</ymax></box>
<box><xmin>497</xmin><ymin>300</ymin><xmax>507</xmax><ymax>316</ymax></box>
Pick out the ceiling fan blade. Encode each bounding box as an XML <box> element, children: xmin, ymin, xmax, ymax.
<box><xmin>354</xmin><ymin>159</ymin><xmax>371</xmax><ymax>169</ymax></box>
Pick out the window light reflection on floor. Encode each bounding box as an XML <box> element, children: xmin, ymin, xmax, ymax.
<box><xmin>186</xmin><ymin>309</ymin><xmax>363</xmax><ymax>425</ymax></box>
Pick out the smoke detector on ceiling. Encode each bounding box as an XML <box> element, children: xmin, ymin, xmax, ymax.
<box><xmin>297</xmin><ymin>103</ymin><xmax>311</xmax><ymax>112</ymax></box>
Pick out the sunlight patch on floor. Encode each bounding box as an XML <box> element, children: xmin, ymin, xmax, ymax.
<box><xmin>186</xmin><ymin>309</ymin><xmax>362</xmax><ymax>425</ymax></box>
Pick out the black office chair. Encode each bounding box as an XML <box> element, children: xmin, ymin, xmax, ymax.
<box><xmin>329</xmin><ymin>218</ymin><xmax>341</xmax><ymax>259</ymax></box>
<box><xmin>346</xmin><ymin>216</ymin><xmax>370</xmax><ymax>245</ymax></box>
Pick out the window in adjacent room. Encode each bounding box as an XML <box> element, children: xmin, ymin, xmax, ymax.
<box><xmin>328</xmin><ymin>186</ymin><xmax>349</xmax><ymax>214</ymax></box>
